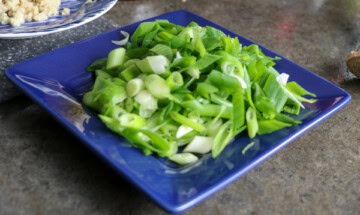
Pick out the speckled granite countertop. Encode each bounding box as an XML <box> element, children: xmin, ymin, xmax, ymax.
<box><xmin>1</xmin><ymin>0</ymin><xmax>359</xmax><ymax>214</ymax></box>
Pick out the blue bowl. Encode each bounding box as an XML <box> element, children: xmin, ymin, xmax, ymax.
<box><xmin>6</xmin><ymin>10</ymin><xmax>351</xmax><ymax>214</ymax></box>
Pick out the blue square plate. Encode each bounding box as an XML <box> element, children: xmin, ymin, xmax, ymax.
<box><xmin>6</xmin><ymin>10</ymin><xmax>351</xmax><ymax>214</ymax></box>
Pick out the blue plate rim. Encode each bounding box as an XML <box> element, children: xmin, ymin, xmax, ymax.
<box><xmin>5</xmin><ymin>9</ymin><xmax>352</xmax><ymax>214</ymax></box>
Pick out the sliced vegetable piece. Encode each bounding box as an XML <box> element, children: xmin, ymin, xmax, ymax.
<box><xmin>263</xmin><ymin>73</ymin><xmax>288</xmax><ymax>112</ymax></box>
<box><xmin>112</xmin><ymin>77</ymin><xmax>127</xmax><ymax>87</ymax></box>
<box><xmin>131</xmin><ymin>22</ymin><xmax>157</xmax><ymax>42</ymax></box>
<box><xmin>184</xmin><ymin>136</ymin><xmax>213</xmax><ymax>154</ymax></box>
<box><xmin>286</xmin><ymin>81</ymin><xmax>316</xmax><ymax>97</ymax></box>
<box><xmin>181</xmin><ymin>101</ymin><xmax>232</xmax><ymax>119</ymax></box>
<box><xmin>126</xmin><ymin>78</ymin><xmax>144</xmax><ymax>97</ymax></box>
<box><xmin>166</xmin><ymin>72</ymin><xmax>184</xmax><ymax>91</ymax></box>
<box><xmin>145</xmin><ymin>74</ymin><xmax>171</xmax><ymax>98</ymax></box>
<box><xmin>274</xmin><ymin>113</ymin><xmax>301</xmax><ymax>124</ymax></box>
<box><xmin>112</xmin><ymin>31</ymin><xmax>130</xmax><ymax>46</ymax></box>
<box><xmin>212</xmin><ymin>121</ymin><xmax>233</xmax><ymax>158</ymax></box>
<box><xmin>95</xmin><ymin>70</ymin><xmax>112</xmax><ymax>79</ymax></box>
<box><xmin>209</xmin><ymin>70</ymin><xmax>241</xmax><ymax>93</ymax></box>
<box><xmin>194</xmin><ymin>54</ymin><xmax>222</xmax><ymax>71</ymax></box>
<box><xmin>106</xmin><ymin>48</ymin><xmax>126</xmax><ymax>70</ymax></box>
<box><xmin>176</xmin><ymin>125</ymin><xmax>193</xmax><ymax>138</ymax></box>
<box><xmin>207</xmin><ymin>118</ymin><xmax>223</xmax><ymax>137</ymax></box>
<box><xmin>169</xmin><ymin>153</ymin><xmax>198</xmax><ymax>165</ymax></box>
<box><xmin>186</xmin><ymin>67</ymin><xmax>200</xmax><ymax>79</ymax></box>
<box><xmin>136</xmin><ymin>55</ymin><xmax>169</xmax><ymax>75</ymax></box>
<box><xmin>123</xmin><ymin>59</ymin><xmax>140</xmax><ymax>68</ymax></box>
<box><xmin>254</xmin><ymin>83</ymin><xmax>276</xmax><ymax>119</ymax></box>
<box><xmin>126</xmin><ymin>47</ymin><xmax>149</xmax><ymax>59</ymax></box>
<box><xmin>139</xmin><ymin>129</ymin><xmax>174</xmax><ymax>156</ymax></box>
<box><xmin>119</xmin><ymin>64</ymin><xmax>141</xmax><ymax>81</ymax></box>
<box><xmin>150</xmin><ymin>44</ymin><xmax>173</xmax><ymax>62</ymax></box>
<box><xmin>170</xmin><ymin>56</ymin><xmax>197</xmax><ymax>69</ymax></box>
<box><xmin>135</xmin><ymin>90</ymin><xmax>158</xmax><ymax>118</ymax></box>
<box><xmin>210</xmin><ymin>94</ymin><xmax>232</xmax><ymax>107</ymax></box>
<box><xmin>118</xmin><ymin>113</ymin><xmax>146</xmax><ymax>129</ymax></box>
<box><xmin>246</xmin><ymin>107</ymin><xmax>258</xmax><ymax>138</ymax></box>
<box><xmin>257</xmin><ymin>120</ymin><xmax>292</xmax><ymax>135</ymax></box>
<box><xmin>232</xmin><ymin>89</ymin><xmax>245</xmax><ymax>133</ymax></box>
<box><xmin>196</xmin><ymin>82</ymin><xmax>218</xmax><ymax>99</ymax></box>
<box><xmin>242</xmin><ymin>142</ymin><xmax>255</xmax><ymax>154</ymax></box>
<box><xmin>87</xmin><ymin>58</ymin><xmax>107</xmax><ymax>71</ymax></box>
<box><xmin>193</xmin><ymin>34</ymin><xmax>207</xmax><ymax>57</ymax></box>
<box><xmin>169</xmin><ymin>111</ymin><xmax>205</xmax><ymax>132</ymax></box>
<box><xmin>125</xmin><ymin>97</ymin><xmax>134</xmax><ymax>112</ymax></box>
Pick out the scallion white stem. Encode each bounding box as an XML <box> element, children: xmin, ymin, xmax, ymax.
<box><xmin>126</xmin><ymin>78</ymin><xmax>144</xmax><ymax>97</ymax></box>
<box><xmin>169</xmin><ymin>153</ymin><xmax>198</xmax><ymax>165</ymax></box>
<box><xmin>183</xmin><ymin>136</ymin><xmax>214</xmax><ymax>154</ymax></box>
<box><xmin>112</xmin><ymin>31</ymin><xmax>130</xmax><ymax>46</ymax></box>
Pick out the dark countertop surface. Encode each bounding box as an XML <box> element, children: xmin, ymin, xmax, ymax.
<box><xmin>1</xmin><ymin>0</ymin><xmax>360</xmax><ymax>214</ymax></box>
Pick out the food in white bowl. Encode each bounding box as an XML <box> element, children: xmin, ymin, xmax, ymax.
<box><xmin>0</xmin><ymin>0</ymin><xmax>69</xmax><ymax>27</ymax></box>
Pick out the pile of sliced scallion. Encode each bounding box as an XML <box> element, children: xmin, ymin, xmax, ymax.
<box><xmin>83</xmin><ymin>20</ymin><xmax>317</xmax><ymax>165</ymax></box>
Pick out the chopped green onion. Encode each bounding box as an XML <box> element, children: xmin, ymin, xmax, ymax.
<box><xmin>263</xmin><ymin>72</ymin><xmax>289</xmax><ymax>112</ymax></box>
<box><xmin>145</xmin><ymin>74</ymin><xmax>171</xmax><ymax>99</ymax></box>
<box><xmin>207</xmin><ymin>118</ymin><xmax>223</xmax><ymax>137</ymax></box>
<box><xmin>181</xmin><ymin>101</ymin><xmax>232</xmax><ymax>119</ymax></box>
<box><xmin>102</xmin><ymin>103</ymin><xmax>126</xmax><ymax>119</ymax></box>
<box><xmin>87</xmin><ymin>58</ymin><xmax>107</xmax><ymax>72</ymax></box>
<box><xmin>166</xmin><ymin>72</ymin><xmax>184</xmax><ymax>91</ymax></box>
<box><xmin>130</xmin><ymin>22</ymin><xmax>158</xmax><ymax>42</ymax></box>
<box><xmin>276</xmin><ymin>73</ymin><xmax>289</xmax><ymax>86</ymax></box>
<box><xmin>176</xmin><ymin>125</ymin><xmax>193</xmax><ymax>138</ymax></box>
<box><xmin>137</xmin><ymin>55</ymin><xmax>169</xmax><ymax>75</ymax></box>
<box><xmin>135</xmin><ymin>90</ymin><xmax>158</xmax><ymax>118</ymax></box>
<box><xmin>123</xmin><ymin>59</ymin><xmax>140</xmax><ymax>68</ymax></box>
<box><xmin>232</xmin><ymin>90</ymin><xmax>245</xmax><ymax>133</ymax></box>
<box><xmin>160</xmin><ymin>123</ymin><xmax>178</xmax><ymax>138</ymax></box>
<box><xmin>209</xmin><ymin>70</ymin><xmax>240</xmax><ymax>93</ymax></box>
<box><xmin>126</xmin><ymin>78</ymin><xmax>144</xmax><ymax>97</ymax></box>
<box><xmin>150</xmin><ymin>44</ymin><xmax>173</xmax><ymax>62</ymax></box>
<box><xmin>139</xmin><ymin>129</ymin><xmax>174</xmax><ymax>156</ymax></box>
<box><xmin>210</xmin><ymin>94</ymin><xmax>232</xmax><ymax>107</ymax></box>
<box><xmin>246</xmin><ymin>107</ymin><xmax>258</xmax><ymax>138</ymax></box>
<box><xmin>118</xmin><ymin>113</ymin><xmax>146</xmax><ymax>129</ymax></box>
<box><xmin>169</xmin><ymin>111</ymin><xmax>205</xmax><ymax>132</ymax></box>
<box><xmin>119</xmin><ymin>64</ymin><xmax>141</xmax><ymax>81</ymax></box>
<box><xmin>212</xmin><ymin>121</ymin><xmax>233</xmax><ymax>158</ymax></box>
<box><xmin>184</xmin><ymin>136</ymin><xmax>213</xmax><ymax>154</ymax></box>
<box><xmin>95</xmin><ymin>70</ymin><xmax>112</xmax><ymax>79</ymax></box>
<box><xmin>173</xmin><ymin>51</ymin><xmax>182</xmax><ymax>62</ymax></box>
<box><xmin>125</xmin><ymin>97</ymin><xmax>134</xmax><ymax>112</ymax></box>
<box><xmin>258</xmin><ymin>120</ymin><xmax>292</xmax><ymax>135</ymax></box>
<box><xmin>194</xmin><ymin>54</ymin><xmax>222</xmax><ymax>71</ymax></box>
<box><xmin>242</xmin><ymin>142</ymin><xmax>255</xmax><ymax>154</ymax></box>
<box><xmin>193</xmin><ymin>34</ymin><xmax>207</xmax><ymax>57</ymax></box>
<box><xmin>112</xmin><ymin>78</ymin><xmax>127</xmax><ymax>87</ymax></box>
<box><xmin>186</xmin><ymin>67</ymin><xmax>200</xmax><ymax>79</ymax></box>
<box><xmin>84</xmin><ymin>20</ymin><xmax>317</xmax><ymax>165</ymax></box>
<box><xmin>106</xmin><ymin>48</ymin><xmax>126</xmax><ymax>70</ymax></box>
<box><xmin>196</xmin><ymin>82</ymin><xmax>218</xmax><ymax>99</ymax></box>
<box><xmin>275</xmin><ymin>113</ymin><xmax>301</xmax><ymax>124</ymax></box>
<box><xmin>169</xmin><ymin>153</ymin><xmax>198</xmax><ymax>165</ymax></box>
<box><xmin>170</xmin><ymin>56</ymin><xmax>197</xmax><ymax>69</ymax></box>
<box><xmin>286</xmin><ymin>81</ymin><xmax>316</xmax><ymax>97</ymax></box>
<box><xmin>112</xmin><ymin>31</ymin><xmax>130</xmax><ymax>46</ymax></box>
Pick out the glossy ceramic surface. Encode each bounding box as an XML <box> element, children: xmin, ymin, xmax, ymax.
<box><xmin>0</xmin><ymin>0</ymin><xmax>117</xmax><ymax>39</ymax></box>
<box><xmin>5</xmin><ymin>10</ymin><xmax>351</xmax><ymax>214</ymax></box>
